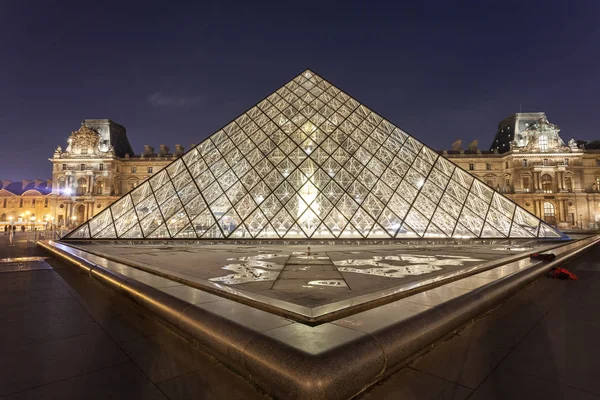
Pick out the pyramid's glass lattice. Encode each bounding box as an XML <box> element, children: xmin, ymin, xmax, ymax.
<box><xmin>65</xmin><ymin>70</ymin><xmax>565</xmax><ymax>240</ymax></box>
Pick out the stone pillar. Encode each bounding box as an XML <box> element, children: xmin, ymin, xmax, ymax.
<box><xmin>87</xmin><ymin>175</ymin><xmax>92</xmax><ymax>194</ymax></box>
<box><xmin>557</xmin><ymin>172</ymin><xmax>563</xmax><ymax>191</ymax></box>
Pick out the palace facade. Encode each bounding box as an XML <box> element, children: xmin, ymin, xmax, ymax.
<box><xmin>1</xmin><ymin>113</ymin><xmax>598</xmax><ymax>232</ymax></box>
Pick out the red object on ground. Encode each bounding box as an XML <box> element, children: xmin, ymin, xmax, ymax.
<box><xmin>548</xmin><ymin>267</ymin><xmax>579</xmax><ymax>280</ymax></box>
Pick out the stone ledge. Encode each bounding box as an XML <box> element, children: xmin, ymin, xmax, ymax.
<box><xmin>38</xmin><ymin>236</ymin><xmax>599</xmax><ymax>400</ymax></box>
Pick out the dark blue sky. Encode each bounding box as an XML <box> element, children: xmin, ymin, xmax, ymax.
<box><xmin>1</xmin><ymin>0</ymin><xmax>598</xmax><ymax>180</ymax></box>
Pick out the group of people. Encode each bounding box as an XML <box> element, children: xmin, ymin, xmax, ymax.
<box><xmin>4</xmin><ymin>224</ymin><xmax>19</xmax><ymax>247</ymax></box>
<box><xmin>4</xmin><ymin>225</ymin><xmax>26</xmax><ymax>234</ymax></box>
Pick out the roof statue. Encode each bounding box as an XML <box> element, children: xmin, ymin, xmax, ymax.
<box><xmin>467</xmin><ymin>140</ymin><xmax>478</xmax><ymax>152</ymax></box>
<box><xmin>64</xmin><ymin>70</ymin><xmax>565</xmax><ymax>240</ymax></box>
<box><xmin>451</xmin><ymin>140</ymin><xmax>462</xmax><ymax>151</ymax></box>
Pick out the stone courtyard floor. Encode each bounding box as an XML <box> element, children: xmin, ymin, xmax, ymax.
<box><xmin>1</xmin><ymin>233</ymin><xmax>599</xmax><ymax>399</ymax></box>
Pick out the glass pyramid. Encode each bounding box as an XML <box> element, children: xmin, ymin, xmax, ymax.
<box><xmin>64</xmin><ymin>70</ymin><xmax>566</xmax><ymax>240</ymax></box>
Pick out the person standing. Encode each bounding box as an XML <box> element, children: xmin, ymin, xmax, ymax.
<box><xmin>8</xmin><ymin>225</ymin><xmax>14</xmax><ymax>247</ymax></box>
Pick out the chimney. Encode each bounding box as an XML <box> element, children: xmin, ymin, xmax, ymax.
<box><xmin>22</xmin><ymin>179</ymin><xmax>32</xmax><ymax>191</ymax></box>
<box><xmin>159</xmin><ymin>144</ymin><xmax>170</xmax><ymax>156</ymax></box>
<box><xmin>143</xmin><ymin>145</ymin><xmax>154</xmax><ymax>157</ymax></box>
<box><xmin>174</xmin><ymin>144</ymin><xmax>184</xmax><ymax>157</ymax></box>
<box><xmin>1</xmin><ymin>179</ymin><xmax>11</xmax><ymax>189</ymax></box>
<box><xmin>34</xmin><ymin>179</ymin><xmax>44</xmax><ymax>189</ymax></box>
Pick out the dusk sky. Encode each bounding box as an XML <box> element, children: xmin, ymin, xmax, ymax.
<box><xmin>1</xmin><ymin>0</ymin><xmax>598</xmax><ymax>180</ymax></box>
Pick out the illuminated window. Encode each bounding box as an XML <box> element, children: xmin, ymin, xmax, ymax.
<box><xmin>76</xmin><ymin>178</ymin><xmax>87</xmax><ymax>196</ymax></box>
<box><xmin>523</xmin><ymin>176</ymin><xmax>530</xmax><ymax>192</ymax></box>
<box><xmin>544</xmin><ymin>202</ymin><xmax>555</xmax><ymax>217</ymax></box>
<box><xmin>539</xmin><ymin>135</ymin><xmax>548</xmax><ymax>151</ymax></box>
<box><xmin>541</xmin><ymin>174</ymin><xmax>553</xmax><ymax>193</ymax></box>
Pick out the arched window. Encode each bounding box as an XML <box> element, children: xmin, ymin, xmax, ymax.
<box><xmin>76</xmin><ymin>178</ymin><xmax>87</xmax><ymax>196</ymax></box>
<box><xmin>541</xmin><ymin>174</ymin><xmax>553</xmax><ymax>193</ymax></box>
<box><xmin>1</xmin><ymin>213</ymin><xmax>6</xmax><ymax>221</ymax></box>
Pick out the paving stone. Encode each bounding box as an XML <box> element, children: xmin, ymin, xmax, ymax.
<box><xmin>119</xmin><ymin>330</ymin><xmax>213</xmax><ymax>383</ymax></box>
<box><xmin>469</xmin><ymin>364</ymin><xmax>600</xmax><ymax>400</ymax></box>
<box><xmin>411</xmin><ymin>327</ymin><xmax>512</xmax><ymax>389</ymax></box>
<box><xmin>0</xmin><ymin>330</ymin><xmax>129</xmax><ymax>397</ymax></box>
<box><xmin>501</xmin><ymin>314</ymin><xmax>600</xmax><ymax>394</ymax></box>
<box><xmin>357</xmin><ymin>367</ymin><xmax>472</xmax><ymax>400</ymax></box>
<box><xmin>1</xmin><ymin>363</ymin><xmax>166</xmax><ymax>400</ymax></box>
<box><xmin>158</xmin><ymin>363</ymin><xmax>267</xmax><ymax>400</ymax></box>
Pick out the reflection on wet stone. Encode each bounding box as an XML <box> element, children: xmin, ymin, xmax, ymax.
<box><xmin>209</xmin><ymin>253</ymin><xmax>288</xmax><ymax>284</ymax></box>
<box><xmin>335</xmin><ymin>254</ymin><xmax>484</xmax><ymax>278</ymax></box>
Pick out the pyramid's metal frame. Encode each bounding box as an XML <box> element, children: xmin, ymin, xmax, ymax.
<box><xmin>64</xmin><ymin>70</ymin><xmax>566</xmax><ymax>241</ymax></box>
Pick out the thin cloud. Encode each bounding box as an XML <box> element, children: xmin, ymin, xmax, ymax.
<box><xmin>147</xmin><ymin>92</ymin><xmax>207</xmax><ymax>107</ymax></box>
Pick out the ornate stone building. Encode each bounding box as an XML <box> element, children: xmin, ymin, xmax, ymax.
<box><xmin>1</xmin><ymin>113</ymin><xmax>599</xmax><ymax>231</ymax></box>
<box><xmin>1</xmin><ymin>119</ymin><xmax>179</xmax><ymax>228</ymax></box>
<box><xmin>445</xmin><ymin>112</ymin><xmax>599</xmax><ymax>230</ymax></box>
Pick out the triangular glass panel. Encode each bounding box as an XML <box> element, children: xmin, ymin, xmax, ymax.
<box><xmin>89</xmin><ymin>208</ymin><xmax>113</xmax><ymax>237</ymax></box>
<box><xmin>424</xmin><ymin>222</ymin><xmax>448</xmax><ymax>238</ymax></box>
<box><xmin>539</xmin><ymin>223</ymin><xmax>563</xmax><ymax>238</ymax></box>
<box><xmin>65</xmin><ymin>223</ymin><xmax>90</xmax><ymax>239</ymax></box>
<box><xmin>481</xmin><ymin>222</ymin><xmax>506</xmax><ymax>238</ymax></box>
<box><xmin>65</xmin><ymin>69</ymin><xmax>566</xmax><ymax>240</ymax></box>
<box><xmin>121</xmin><ymin>223</ymin><xmax>143</xmax><ymax>239</ymax></box>
<box><xmin>174</xmin><ymin>223</ymin><xmax>197</xmax><ymax>239</ymax></box>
